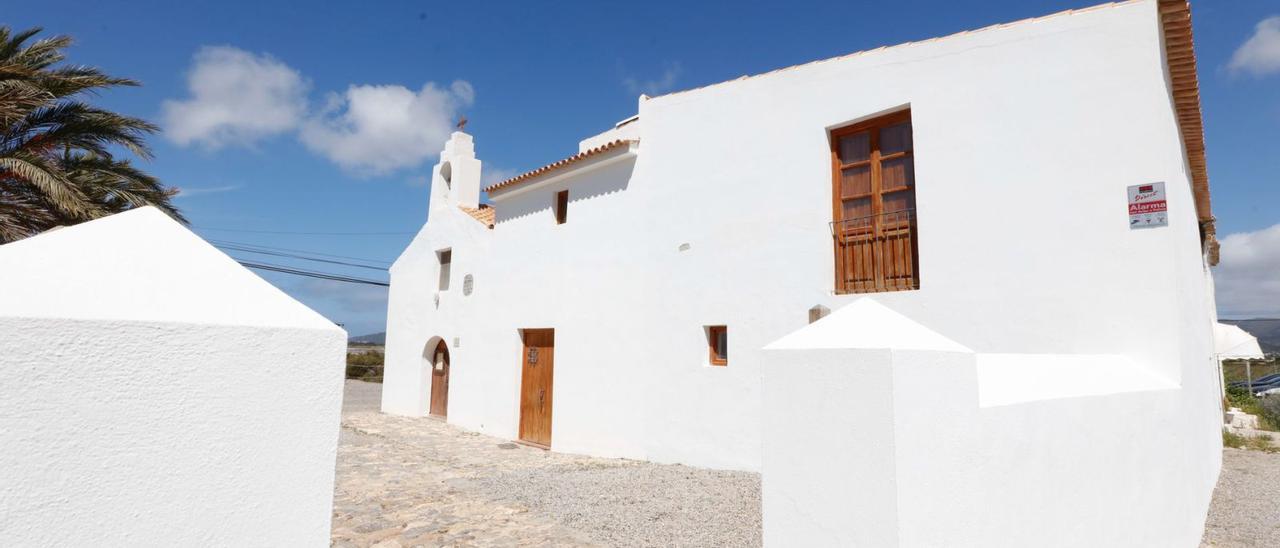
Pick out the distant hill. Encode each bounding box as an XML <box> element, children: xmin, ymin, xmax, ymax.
<box><xmin>1221</xmin><ymin>319</ymin><xmax>1280</xmax><ymax>354</ymax></box>
<box><xmin>349</xmin><ymin>332</ymin><xmax>386</xmax><ymax>345</ymax></box>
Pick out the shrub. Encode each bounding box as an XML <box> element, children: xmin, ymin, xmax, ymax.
<box><xmin>1259</xmin><ymin>396</ymin><xmax>1280</xmax><ymax>432</ymax></box>
<box><xmin>1226</xmin><ymin>388</ymin><xmax>1280</xmax><ymax>432</ymax></box>
<box><xmin>345</xmin><ymin>351</ymin><xmax>384</xmax><ymax>382</ymax></box>
<box><xmin>1223</xmin><ymin>430</ymin><xmax>1246</xmax><ymax>449</ymax></box>
<box><xmin>347</xmin><ymin>351</ymin><xmax>384</xmax><ymax>366</ymax></box>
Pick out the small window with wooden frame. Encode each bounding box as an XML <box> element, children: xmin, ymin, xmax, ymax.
<box><xmin>830</xmin><ymin>109</ymin><xmax>920</xmax><ymax>294</ymax></box>
<box><xmin>554</xmin><ymin>190</ymin><xmax>568</xmax><ymax>225</ymax></box>
<box><xmin>706</xmin><ymin>325</ymin><xmax>728</xmax><ymax>366</ymax></box>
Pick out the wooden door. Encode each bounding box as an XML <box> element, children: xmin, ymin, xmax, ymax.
<box><xmin>429</xmin><ymin>339</ymin><xmax>450</xmax><ymax>418</ymax></box>
<box><xmin>518</xmin><ymin>329</ymin><xmax>555</xmax><ymax>448</ymax></box>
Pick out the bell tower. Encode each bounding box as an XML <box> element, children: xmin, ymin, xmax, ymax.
<box><xmin>429</xmin><ymin>131</ymin><xmax>483</xmax><ymax>212</ymax></box>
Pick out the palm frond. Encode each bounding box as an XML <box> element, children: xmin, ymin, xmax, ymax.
<box><xmin>0</xmin><ymin>26</ymin><xmax>180</xmax><ymax>243</ymax></box>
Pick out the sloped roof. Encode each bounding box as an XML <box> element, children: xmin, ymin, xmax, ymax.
<box><xmin>459</xmin><ymin>204</ymin><xmax>495</xmax><ymax>228</ymax></box>
<box><xmin>483</xmin><ymin>139</ymin><xmax>637</xmax><ymax>194</ymax></box>
<box><xmin>0</xmin><ymin>207</ymin><xmax>341</xmax><ymax>331</ymax></box>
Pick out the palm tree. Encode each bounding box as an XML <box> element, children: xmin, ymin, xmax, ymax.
<box><xmin>0</xmin><ymin>26</ymin><xmax>183</xmax><ymax>243</ymax></box>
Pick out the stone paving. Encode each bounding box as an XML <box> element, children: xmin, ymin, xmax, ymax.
<box><xmin>334</xmin><ymin>381</ymin><xmax>1280</xmax><ymax>547</ymax></box>
<box><xmin>331</xmin><ymin>382</ymin><xmax>595</xmax><ymax>547</ymax></box>
<box><xmin>331</xmin><ymin>381</ymin><xmax>759</xmax><ymax>547</ymax></box>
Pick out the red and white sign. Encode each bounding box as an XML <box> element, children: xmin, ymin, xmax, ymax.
<box><xmin>1128</xmin><ymin>182</ymin><xmax>1167</xmax><ymax>229</ymax></box>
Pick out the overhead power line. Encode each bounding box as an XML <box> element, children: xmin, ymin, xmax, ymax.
<box><xmin>236</xmin><ymin>259</ymin><xmax>390</xmax><ymax>287</ymax></box>
<box><xmin>207</xmin><ymin>239</ymin><xmax>393</xmax><ymax>265</ymax></box>
<box><xmin>215</xmin><ymin>243</ymin><xmax>388</xmax><ymax>271</ymax></box>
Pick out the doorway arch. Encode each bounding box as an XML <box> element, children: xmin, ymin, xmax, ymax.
<box><xmin>425</xmin><ymin>338</ymin><xmax>450</xmax><ymax>418</ymax></box>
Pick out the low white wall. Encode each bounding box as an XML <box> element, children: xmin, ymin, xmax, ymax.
<box><xmin>761</xmin><ymin>348</ymin><xmax>899</xmax><ymax>547</ymax></box>
<box><xmin>0</xmin><ymin>319</ymin><xmax>345</xmax><ymax>545</ymax></box>
<box><xmin>762</xmin><ymin>341</ymin><xmax>1218</xmax><ymax>547</ymax></box>
<box><xmin>0</xmin><ymin>207</ymin><xmax>347</xmax><ymax>545</ymax></box>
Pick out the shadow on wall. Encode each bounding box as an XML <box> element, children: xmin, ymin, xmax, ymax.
<box><xmin>492</xmin><ymin>157</ymin><xmax>637</xmax><ymax>224</ymax></box>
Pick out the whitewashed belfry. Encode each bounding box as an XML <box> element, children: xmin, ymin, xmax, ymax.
<box><xmin>432</xmin><ymin>131</ymin><xmax>483</xmax><ymax>210</ymax></box>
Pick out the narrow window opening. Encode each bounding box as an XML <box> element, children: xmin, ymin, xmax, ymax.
<box><xmin>437</xmin><ymin>249</ymin><xmax>452</xmax><ymax>291</ymax></box>
<box><xmin>554</xmin><ymin>190</ymin><xmax>569</xmax><ymax>225</ymax></box>
<box><xmin>707</xmin><ymin>325</ymin><xmax>728</xmax><ymax>366</ymax></box>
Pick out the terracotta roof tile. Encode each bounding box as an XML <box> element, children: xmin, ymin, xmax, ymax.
<box><xmin>1159</xmin><ymin>0</ymin><xmax>1216</xmax><ymax>264</ymax></box>
<box><xmin>459</xmin><ymin>204</ymin><xmax>495</xmax><ymax>229</ymax></box>
<box><xmin>484</xmin><ymin>139</ymin><xmax>637</xmax><ymax>194</ymax></box>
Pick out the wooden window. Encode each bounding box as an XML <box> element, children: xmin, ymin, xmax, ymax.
<box><xmin>554</xmin><ymin>190</ymin><xmax>569</xmax><ymax>224</ymax></box>
<box><xmin>831</xmin><ymin>110</ymin><xmax>920</xmax><ymax>294</ymax></box>
<box><xmin>707</xmin><ymin>325</ymin><xmax>728</xmax><ymax>366</ymax></box>
<box><xmin>437</xmin><ymin>249</ymin><xmax>451</xmax><ymax>291</ymax></box>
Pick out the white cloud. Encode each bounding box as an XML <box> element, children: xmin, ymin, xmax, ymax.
<box><xmin>300</xmin><ymin>81</ymin><xmax>474</xmax><ymax>176</ymax></box>
<box><xmin>623</xmin><ymin>63</ymin><xmax>681</xmax><ymax>96</ymax></box>
<box><xmin>1229</xmin><ymin>16</ymin><xmax>1280</xmax><ymax>77</ymax></box>
<box><xmin>1215</xmin><ymin>223</ymin><xmax>1280</xmax><ymax>318</ymax></box>
<box><xmin>480</xmin><ymin>167</ymin><xmax>517</xmax><ymax>188</ymax></box>
<box><xmin>162</xmin><ymin>46</ymin><xmax>308</xmax><ymax>148</ymax></box>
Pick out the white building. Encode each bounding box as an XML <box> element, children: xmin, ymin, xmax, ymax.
<box><xmin>384</xmin><ymin>0</ymin><xmax>1218</xmax><ymax>517</ymax></box>
<box><xmin>0</xmin><ymin>208</ymin><xmax>347</xmax><ymax>545</ymax></box>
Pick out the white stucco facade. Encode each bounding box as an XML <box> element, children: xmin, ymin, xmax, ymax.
<box><xmin>384</xmin><ymin>5</ymin><xmax>1220</xmax><ymax>540</ymax></box>
<box><xmin>0</xmin><ymin>208</ymin><xmax>347</xmax><ymax>545</ymax></box>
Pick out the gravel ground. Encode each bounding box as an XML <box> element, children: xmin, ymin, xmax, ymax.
<box><xmin>1202</xmin><ymin>448</ymin><xmax>1280</xmax><ymax>547</ymax></box>
<box><xmin>342</xmin><ymin>378</ymin><xmax>382</xmax><ymax>413</ymax></box>
<box><xmin>463</xmin><ymin>458</ymin><xmax>760</xmax><ymax>547</ymax></box>
<box><xmin>334</xmin><ymin>381</ymin><xmax>759</xmax><ymax>547</ymax></box>
<box><xmin>338</xmin><ymin>381</ymin><xmax>1280</xmax><ymax>547</ymax></box>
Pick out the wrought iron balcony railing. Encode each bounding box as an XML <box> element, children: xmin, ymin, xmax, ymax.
<box><xmin>830</xmin><ymin>209</ymin><xmax>919</xmax><ymax>294</ymax></box>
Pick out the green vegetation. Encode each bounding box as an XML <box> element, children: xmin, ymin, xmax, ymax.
<box><xmin>1223</xmin><ymin>429</ymin><xmax>1278</xmax><ymax>453</ymax></box>
<box><xmin>0</xmin><ymin>27</ymin><xmax>181</xmax><ymax>243</ymax></box>
<box><xmin>1226</xmin><ymin>386</ymin><xmax>1280</xmax><ymax>431</ymax></box>
<box><xmin>346</xmin><ymin>351</ymin><xmax>384</xmax><ymax>383</ymax></box>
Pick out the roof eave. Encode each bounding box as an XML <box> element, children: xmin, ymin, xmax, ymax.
<box><xmin>487</xmin><ymin>141</ymin><xmax>639</xmax><ymax>201</ymax></box>
<box><xmin>1158</xmin><ymin>0</ymin><xmax>1216</xmax><ymax>264</ymax></box>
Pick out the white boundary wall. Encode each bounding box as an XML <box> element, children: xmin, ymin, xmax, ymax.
<box><xmin>0</xmin><ymin>208</ymin><xmax>347</xmax><ymax>545</ymax></box>
<box><xmin>762</xmin><ymin>299</ymin><xmax>1217</xmax><ymax>546</ymax></box>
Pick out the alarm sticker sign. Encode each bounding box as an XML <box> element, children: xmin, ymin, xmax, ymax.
<box><xmin>1128</xmin><ymin>182</ymin><xmax>1167</xmax><ymax>229</ymax></box>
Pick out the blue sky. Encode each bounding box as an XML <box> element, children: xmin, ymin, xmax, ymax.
<box><xmin>9</xmin><ymin>0</ymin><xmax>1280</xmax><ymax>334</ymax></box>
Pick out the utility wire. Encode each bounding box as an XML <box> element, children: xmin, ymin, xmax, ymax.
<box><xmin>236</xmin><ymin>259</ymin><xmax>390</xmax><ymax>287</ymax></box>
<box><xmin>207</xmin><ymin>238</ymin><xmax>393</xmax><ymax>265</ymax></box>
<box><xmin>196</xmin><ymin>226</ymin><xmax>413</xmax><ymax>236</ymax></box>
<box><xmin>215</xmin><ymin>243</ymin><xmax>388</xmax><ymax>271</ymax></box>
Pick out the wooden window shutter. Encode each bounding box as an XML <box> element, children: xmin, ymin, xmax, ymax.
<box><xmin>830</xmin><ymin>110</ymin><xmax>920</xmax><ymax>294</ymax></box>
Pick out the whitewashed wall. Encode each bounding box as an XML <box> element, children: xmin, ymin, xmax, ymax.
<box><xmin>762</xmin><ymin>298</ymin><xmax>1216</xmax><ymax>546</ymax></box>
<box><xmin>384</xmin><ymin>0</ymin><xmax>1219</xmax><ymax>478</ymax></box>
<box><xmin>0</xmin><ymin>208</ymin><xmax>347</xmax><ymax>545</ymax></box>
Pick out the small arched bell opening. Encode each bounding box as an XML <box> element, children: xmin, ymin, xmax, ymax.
<box><xmin>440</xmin><ymin>161</ymin><xmax>453</xmax><ymax>190</ymax></box>
<box><xmin>423</xmin><ymin>337</ymin><xmax>450</xmax><ymax>418</ymax></box>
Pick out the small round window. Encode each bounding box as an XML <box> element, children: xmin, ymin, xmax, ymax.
<box><xmin>463</xmin><ymin>274</ymin><xmax>474</xmax><ymax>296</ymax></box>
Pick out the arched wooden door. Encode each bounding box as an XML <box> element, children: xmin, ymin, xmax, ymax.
<box><xmin>429</xmin><ymin>339</ymin><xmax>450</xmax><ymax>418</ymax></box>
